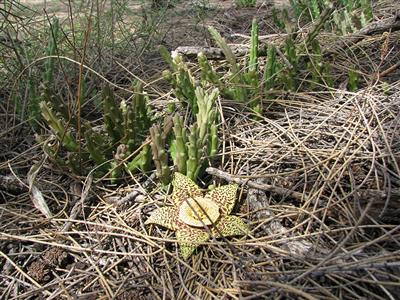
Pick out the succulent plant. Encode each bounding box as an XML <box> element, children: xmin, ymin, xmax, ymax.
<box><xmin>126</xmin><ymin>144</ymin><xmax>152</xmax><ymax>173</ymax></box>
<box><xmin>245</xmin><ymin>19</ymin><xmax>261</xmax><ymax>112</ymax></box>
<box><xmin>145</xmin><ymin>172</ymin><xmax>248</xmax><ymax>260</ymax></box>
<box><xmin>195</xmin><ymin>87</ymin><xmax>218</xmax><ymax>144</ymax></box>
<box><xmin>40</xmin><ymin>101</ymin><xmax>79</xmax><ymax>153</ymax></box>
<box><xmin>103</xmin><ymin>86</ymin><xmax>124</xmax><ymax>145</ymax></box>
<box><xmin>150</xmin><ymin>87</ymin><xmax>219</xmax><ymax>183</ymax></box>
<box><xmin>264</xmin><ymin>45</ymin><xmax>278</xmax><ymax>94</ymax></box>
<box><xmin>160</xmin><ymin>46</ymin><xmax>198</xmax><ymax>114</ymax></box>
<box><xmin>84</xmin><ymin>125</ymin><xmax>109</xmax><ymax>170</ymax></box>
<box><xmin>40</xmin><ymin>83</ymin><xmax>155</xmax><ymax>179</ymax></box>
<box><xmin>186</xmin><ymin>124</ymin><xmax>201</xmax><ymax>180</ymax></box>
<box><xmin>150</xmin><ymin>119</ymin><xmax>172</xmax><ymax>185</ymax></box>
<box><xmin>171</xmin><ymin>114</ymin><xmax>188</xmax><ymax>174</ymax></box>
<box><xmin>198</xmin><ymin>52</ymin><xmax>221</xmax><ymax>87</ymax></box>
<box><xmin>109</xmin><ymin>144</ymin><xmax>128</xmax><ymax>182</ymax></box>
<box><xmin>208</xmin><ymin>26</ymin><xmax>247</xmax><ymax>102</ymax></box>
<box><xmin>307</xmin><ymin>39</ymin><xmax>323</xmax><ymax>90</ymax></box>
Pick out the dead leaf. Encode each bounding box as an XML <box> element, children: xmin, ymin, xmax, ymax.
<box><xmin>27</xmin><ymin>158</ymin><xmax>52</xmax><ymax>218</ymax></box>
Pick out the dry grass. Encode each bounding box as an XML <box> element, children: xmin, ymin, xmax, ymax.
<box><xmin>1</xmin><ymin>1</ymin><xmax>400</xmax><ymax>299</ymax></box>
<box><xmin>2</xmin><ymin>86</ymin><xmax>399</xmax><ymax>299</ymax></box>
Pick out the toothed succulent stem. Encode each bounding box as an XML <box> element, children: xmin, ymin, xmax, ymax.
<box><xmin>198</xmin><ymin>52</ymin><xmax>221</xmax><ymax>86</ymax></box>
<box><xmin>110</xmin><ymin>144</ymin><xmax>128</xmax><ymax>183</ymax></box>
<box><xmin>40</xmin><ymin>101</ymin><xmax>79</xmax><ymax>152</ymax></box>
<box><xmin>360</xmin><ymin>0</ymin><xmax>373</xmax><ymax>22</ymax></box>
<box><xmin>67</xmin><ymin>152</ymin><xmax>82</xmax><ymax>175</ymax></box>
<box><xmin>308</xmin><ymin>39</ymin><xmax>323</xmax><ymax>89</ymax></box>
<box><xmin>209</xmin><ymin>123</ymin><xmax>218</xmax><ymax>159</ymax></box>
<box><xmin>283</xmin><ymin>36</ymin><xmax>298</xmax><ymax>91</ymax></box>
<box><xmin>289</xmin><ymin>0</ymin><xmax>302</xmax><ymax>18</ymax></box>
<box><xmin>126</xmin><ymin>144</ymin><xmax>151</xmax><ymax>173</ymax></box>
<box><xmin>310</xmin><ymin>0</ymin><xmax>320</xmax><ymax>19</ymax></box>
<box><xmin>246</xmin><ymin>18</ymin><xmax>260</xmax><ymax>112</ymax></box>
<box><xmin>323</xmin><ymin>63</ymin><xmax>334</xmax><ymax>88</ymax></box>
<box><xmin>186</xmin><ymin>124</ymin><xmax>201</xmax><ymax>181</ymax></box>
<box><xmin>208</xmin><ymin>26</ymin><xmax>238</xmax><ymax>74</ymax></box>
<box><xmin>84</xmin><ymin>126</ymin><xmax>109</xmax><ymax>172</ymax></box>
<box><xmin>103</xmin><ymin>86</ymin><xmax>123</xmax><ymax>145</ymax></box>
<box><xmin>195</xmin><ymin>87</ymin><xmax>218</xmax><ymax>145</ymax></box>
<box><xmin>264</xmin><ymin>45</ymin><xmax>277</xmax><ymax>94</ymax></box>
<box><xmin>122</xmin><ymin>81</ymin><xmax>152</xmax><ymax>152</ymax></box>
<box><xmin>150</xmin><ymin>124</ymin><xmax>171</xmax><ymax>185</ymax></box>
<box><xmin>40</xmin><ymin>84</ymin><xmax>68</xmax><ymax>121</ymax></box>
<box><xmin>172</xmin><ymin>114</ymin><xmax>188</xmax><ymax>173</ymax></box>
<box><xmin>348</xmin><ymin>69</ymin><xmax>359</xmax><ymax>92</ymax></box>
<box><xmin>208</xmin><ymin>26</ymin><xmax>247</xmax><ymax>102</ymax></box>
<box><xmin>248</xmin><ymin>18</ymin><xmax>259</xmax><ymax>74</ymax></box>
<box><xmin>160</xmin><ymin>46</ymin><xmax>197</xmax><ymax>114</ymax></box>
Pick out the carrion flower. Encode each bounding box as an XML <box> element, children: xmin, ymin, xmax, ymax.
<box><xmin>145</xmin><ymin>172</ymin><xmax>248</xmax><ymax>260</ymax></box>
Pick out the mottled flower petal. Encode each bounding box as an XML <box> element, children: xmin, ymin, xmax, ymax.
<box><xmin>176</xmin><ymin>222</ymin><xmax>210</xmax><ymax>260</ymax></box>
<box><xmin>212</xmin><ymin>215</ymin><xmax>248</xmax><ymax>238</ymax></box>
<box><xmin>171</xmin><ymin>172</ymin><xmax>202</xmax><ymax>206</ymax></box>
<box><xmin>206</xmin><ymin>184</ymin><xmax>238</xmax><ymax>215</ymax></box>
<box><xmin>145</xmin><ymin>207</ymin><xmax>178</xmax><ymax>231</ymax></box>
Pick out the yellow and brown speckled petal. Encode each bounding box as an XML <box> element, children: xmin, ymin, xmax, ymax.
<box><xmin>212</xmin><ymin>215</ymin><xmax>248</xmax><ymax>238</ymax></box>
<box><xmin>144</xmin><ymin>206</ymin><xmax>178</xmax><ymax>231</ymax></box>
<box><xmin>206</xmin><ymin>184</ymin><xmax>238</xmax><ymax>215</ymax></box>
<box><xmin>176</xmin><ymin>222</ymin><xmax>210</xmax><ymax>260</ymax></box>
<box><xmin>171</xmin><ymin>172</ymin><xmax>203</xmax><ymax>206</ymax></box>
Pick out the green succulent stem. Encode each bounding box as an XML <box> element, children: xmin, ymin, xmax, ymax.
<box><xmin>264</xmin><ymin>45</ymin><xmax>278</xmax><ymax>94</ymax></box>
<box><xmin>248</xmin><ymin>18</ymin><xmax>259</xmax><ymax>74</ymax></box>
<box><xmin>209</xmin><ymin>124</ymin><xmax>218</xmax><ymax>159</ymax></box>
<box><xmin>126</xmin><ymin>143</ymin><xmax>152</xmax><ymax>173</ymax></box>
<box><xmin>40</xmin><ymin>101</ymin><xmax>79</xmax><ymax>152</ymax></box>
<box><xmin>103</xmin><ymin>86</ymin><xmax>124</xmax><ymax>145</ymax></box>
<box><xmin>150</xmin><ymin>123</ymin><xmax>171</xmax><ymax>185</ymax></box>
<box><xmin>160</xmin><ymin>46</ymin><xmax>198</xmax><ymax>114</ymax></box>
<box><xmin>348</xmin><ymin>69</ymin><xmax>359</xmax><ymax>92</ymax></box>
<box><xmin>84</xmin><ymin>125</ymin><xmax>110</xmax><ymax>173</ymax></box>
<box><xmin>172</xmin><ymin>114</ymin><xmax>188</xmax><ymax>174</ymax></box>
<box><xmin>186</xmin><ymin>124</ymin><xmax>201</xmax><ymax>181</ymax></box>
<box><xmin>195</xmin><ymin>87</ymin><xmax>218</xmax><ymax>146</ymax></box>
<box><xmin>208</xmin><ymin>26</ymin><xmax>247</xmax><ymax>102</ymax></box>
<box><xmin>198</xmin><ymin>52</ymin><xmax>221</xmax><ymax>86</ymax></box>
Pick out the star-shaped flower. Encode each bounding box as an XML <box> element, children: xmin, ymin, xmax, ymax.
<box><xmin>145</xmin><ymin>172</ymin><xmax>249</xmax><ymax>260</ymax></box>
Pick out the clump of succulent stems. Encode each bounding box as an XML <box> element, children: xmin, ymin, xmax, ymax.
<box><xmin>150</xmin><ymin>87</ymin><xmax>219</xmax><ymax>184</ymax></box>
<box><xmin>286</xmin><ymin>0</ymin><xmax>372</xmax><ymax>34</ymax></box>
<box><xmin>267</xmin><ymin>0</ymin><xmax>373</xmax><ymax>93</ymax></box>
<box><xmin>160</xmin><ymin>46</ymin><xmax>198</xmax><ymax>114</ymax></box>
<box><xmin>40</xmin><ymin>83</ymin><xmax>153</xmax><ymax>181</ymax></box>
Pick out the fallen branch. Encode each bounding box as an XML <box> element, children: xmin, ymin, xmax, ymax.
<box><xmin>206</xmin><ymin>167</ymin><xmax>307</xmax><ymax>201</ymax></box>
<box><xmin>174</xmin><ymin>44</ymin><xmax>251</xmax><ymax>59</ymax></box>
<box><xmin>328</xmin><ymin>13</ymin><xmax>400</xmax><ymax>53</ymax></box>
<box><xmin>62</xmin><ymin>175</ymin><xmax>92</xmax><ymax>232</ymax></box>
<box><xmin>246</xmin><ymin>183</ymin><xmax>325</xmax><ymax>258</ymax></box>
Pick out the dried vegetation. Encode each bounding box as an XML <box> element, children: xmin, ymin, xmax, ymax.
<box><xmin>1</xmin><ymin>0</ymin><xmax>400</xmax><ymax>299</ymax></box>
